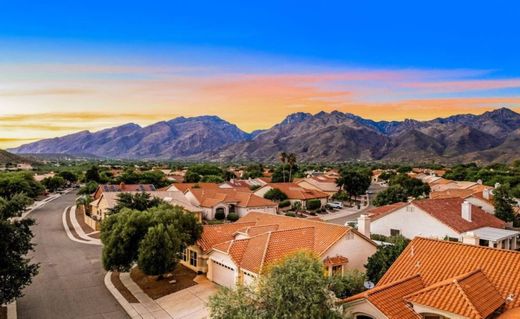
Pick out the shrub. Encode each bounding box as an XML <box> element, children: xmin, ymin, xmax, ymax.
<box><xmin>285</xmin><ymin>212</ymin><xmax>296</xmax><ymax>217</ymax></box>
<box><xmin>278</xmin><ymin>200</ymin><xmax>291</xmax><ymax>208</ymax></box>
<box><xmin>226</xmin><ymin>212</ymin><xmax>239</xmax><ymax>222</ymax></box>
<box><xmin>215</xmin><ymin>210</ymin><xmax>226</xmax><ymax>220</ymax></box>
<box><xmin>306</xmin><ymin>199</ymin><xmax>321</xmax><ymax>211</ymax></box>
<box><xmin>264</xmin><ymin>188</ymin><xmax>288</xmax><ymax>201</ymax></box>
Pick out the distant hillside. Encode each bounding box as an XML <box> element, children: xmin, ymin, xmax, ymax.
<box><xmin>9</xmin><ymin>108</ymin><xmax>520</xmax><ymax>164</ymax></box>
<box><xmin>0</xmin><ymin>149</ymin><xmax>36</xmax><ymax>165</ymax></box>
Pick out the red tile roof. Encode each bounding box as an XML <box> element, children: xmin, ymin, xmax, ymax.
<box><xmin>168</xmin><ymin>182</ymin><xmax>220</xmax><ymax>192</ymax></box>
<box><xmin>262</xmin><ymin>183</ymin><xmax>329</xmax><ymax>200</ymax></box>
<box><xmin>198</xmin><ymin>222</ymin><xmax>256</xmax><ymax>253</ymax></box>
<box><xmin>370</xmin><ymin>197</ymin><xmax>505</xmax><ymax>233</ymax></box>
<box><xmin>345</xmin><ymin>275</ymin><xmax>424</xmax><ymax>319</ymax></box>
<box><xmin>405</xmin><ymin>269</ymin><xmax>504</xmax><ymax>319</ymax></box>
<box><xmin>344</xmin><ymin>238</ymin><xmax>520</xmax><ymax>317</ymax></box>
<box><xmin>189</xmin><ymin>188</ymin><xmax>277</xmax><ymax>208</ymax></box>
<box><xmin>379</xmin><ymin>237</ymin><xmax>520</xmax><ymax>310</ymax></box>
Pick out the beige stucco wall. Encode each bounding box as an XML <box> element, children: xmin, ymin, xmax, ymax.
<box><xmin>322</xmin><ymin>233</ymin><xmax>377</xmax><ymax>271</ymax></box>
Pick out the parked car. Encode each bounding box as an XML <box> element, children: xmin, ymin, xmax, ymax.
<box><xmin>327</xmin><ymin>201</ymin><xmax>343</xmax><ymax>209</ymax></box>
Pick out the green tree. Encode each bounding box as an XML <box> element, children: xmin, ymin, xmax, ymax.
<box><xmin>287</xmin><ymin>153</ymin><xmax>297</xmax><ymax>182</ymax></box>
<box><xmin>263</xmin><ymin>188</ymin><xmax>288</xmax><ymax>201</ymax></box>
<box><xmin>184</xmin><ymin>171</ymin><xmax>201</xmax><ymax>183</ymax></box>
<box><xmin>0</xmin><ymin>172</ymin><xmax>44</xmax><ymax>199</ymax></box>
<box><xmin>337</xmin><ymin>168</ymin><xmax>371</xmax><ymax>202</ymax></box>
<box><xmin>208</xmin><ymin>251</ymin><xmax>342</xmax><ymax>319</ymax></box>
<box><xmin>137</xmin><ymin>224</ymin><xmax>181</xmax><ymax>277</ymax></box>
<box><xmin>101</xmin><ymin>205</ymin><xmax>202</xmax><ymax>273</ymax></box>
<box><xmin>78</xmin><ymin>181</ymin><xmax>98</xmax><ymax>195</ymax></box>
<box><xmin>58</xmin><ymin>171</ymin><xmax>78</xmax><ymax>183</ymax></box>
<box><xmin>494</xmin><ymin>185</ymin><xmax>516</xmax><ymax>223</ymax></box>
<box><xmin>279</xmin><ymin>152</ymin><xmax>288</xmax><ymax>182</ymax></box>
<box><xmin>85</xmin><ymin>165</ymin><xmax>101</xmax><ymax>183</ymax></box>
<box><xmin>243</xmin><ymin>164</ymin><xmax>264</xmax><ymax>179</ymax></box>
<box><xmin>365</xmin><ymin>235</ymin><xmax>409</xmax><ymax>284</ymax></box>
<box><xmin>372</xmin><ymin>185</ymin><xmax>408</xmax><ymax>206</ymax></box>
<box><xmin>389</xmin><ymin>174</ymin><xmax>430</xmax><ymax>198</ymax></box>
<box><xmin>0</xmin><ymin>194</ymin><xmax>39</xmax><ymax>304</ymax></box>
<box><xmin>328</xmin><ymin>269</ymin><xmax>366</xmax><ymax>299</ymax></box>
<box><xmin>109</xmin><ymin>192</ymin><xmax>164</xmax><ymax>215</ymax></box>
<box><xmin>306</xmin><ymin>199</ymin><xmax>321</xmax><ymax>210</ymax></box>
<box><xmin>201</xmin><ymin>175</ymin><xmax>225</xmax><ymax>183</ymax></box>
<box><xmin>41</xmin><ymin>176</ymin><xmax>67</xmax><ymax>192</ymax></box>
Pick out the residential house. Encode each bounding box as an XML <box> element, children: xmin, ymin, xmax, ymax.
<box><xmin>361</xmin><ymin>197</ymin><xmax>518</xmax><ymax>250</ymax></box>
<box><xmin>295</xmin><ymin>176</ymin><xmax>339</xmax><ymax>197</ymax></box>
<box><xmin>254</xmin><ymin>183</ymin><xmax>329</xmax><ymax>209</ymax></box>
<box><xmin>343</xmin><ymin>237</ymin><xmax>520</xmax><ymax>319</ymax></box>
<box><xmin>430</xmin><ymin>187</ymin><xmax>495</xmax><ymax>214</ymax></box>
<box><xmin>89</xmin><ymin>190</ymin><xmax>203</xmax><ymax>221</ymax></box>
<box><xmin>184</xmin><ymin>188</ymin><xmax>277</xmax><ymax>220</ymax></box>
<box><xmin>180</xmin><ymin>212</ymin><xmax>377</xmax><ymax>288</ymax></box>
<box><xmin>92</xmin><ymin>183</ymin><xmax>156</xmax><ymax>199</ymax></box>
<box><xmin>162</xmin><ymin>182</ymin><xmax>220</xmax><ymax>193</ymax></box>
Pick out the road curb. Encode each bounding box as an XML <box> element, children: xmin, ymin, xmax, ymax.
<box><xmin>62</xmin><ymin>206</ymin><xmax>102</xmax><ymax>246</ymax></box>
<box><xmin>104</xmin><ymin>272</ymin><xmax>142</xmax><ymax>319</ymax></box>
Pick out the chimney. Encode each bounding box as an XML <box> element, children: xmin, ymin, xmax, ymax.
<box><xmin>356</xmin><ymin>214</ymin><xmax>371</xmax><ymax>237</ymax></box>
<box><xmin>462</xmin><ymin>200</ymin><xmax>472</xmax><ymax>222</ymax></box>
<box><xmin>483</xmin><ymin>188</ymin><xmax>491</xmax><ymax>200</ymax></box>
<box><xmin>477</xmin><ymin>179</ymin><xmax>483</xmax><ymax>185</ymax></box>
<box><xmin>495</xmin><ymin>182</ymin><xmax>501</xmax><ymax>189</ymax></box>
<box><xmin>462</xmin><ymin>231</ymin><xmax>480</xmax><ymax>246</ymax></box>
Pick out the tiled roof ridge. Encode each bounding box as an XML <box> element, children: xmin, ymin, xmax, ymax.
<box><xmin>258</xmin><ymin>231</ymin><xmax>272</xmax><ymax>274</ymax></box>
<box><xmin>345</xmin><ymin>274</ymin><xmax>424</xmax><ymax>302</ymax></box>
<box><xmin>452</xmin><ymin>278</ymin><xmax>482</xmax><ymax>319</ymax></box>
<box><xmin>403</xmin><ymin>269</ymin><xmax>482</xmax><ymax>300</ymax></box>
<box><xmin>203</xmin><ymin>221</ymin><xmax>257</xmax><ymax>229</ymax></box>
<box><xmin>412</xmin><ymin>236</ymin><xmax>520</xmax><ymax>254</ymax></box>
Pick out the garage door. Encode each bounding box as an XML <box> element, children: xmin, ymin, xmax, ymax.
<box><xmin>211</xmin><ymin>260</ymin><xmax>235</xmax><ymax>288</ymax></box>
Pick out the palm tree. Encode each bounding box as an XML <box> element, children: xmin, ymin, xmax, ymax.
<box><xmin>287</xmin><ymin>153</ymin><xmax>297</xmax><ymax>182</ymax></box>
<box><xmin>279</xmin><ymin>152</ymin><xmax>288</xmax><ymax>182</ymax></box>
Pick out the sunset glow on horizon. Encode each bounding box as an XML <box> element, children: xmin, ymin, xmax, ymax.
<box><xmin>1</xmin><ymin>1</ymin><xmax>520</xmax><ymax>148</ymax></box>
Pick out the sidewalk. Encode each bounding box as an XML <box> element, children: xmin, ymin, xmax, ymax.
<box><xmin>62</xmin><ymin>205</ymin><xmax>102</xmax><ymax>245</ymax></box>
<box><xmin>105</xmin><ymin>271</ymin><xmax>217</xmax><ymax>319</ymax></box>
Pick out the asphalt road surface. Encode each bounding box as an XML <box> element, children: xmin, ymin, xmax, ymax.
<box><xmin>17</xmin><ymin>192</ymin><xmax>128</xmax><ymax>319</ymax></box>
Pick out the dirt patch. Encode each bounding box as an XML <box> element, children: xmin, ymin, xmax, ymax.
<box><xmin>75</xmin><ymin>205</ymin><xmax>95</xmax><ymax>234</ymax></box>
<box><xmin>130</xmin><ymin>264</ymin><xmax>198</xmax><ymax>300</ymax></box>
<box><xmin>111</xmin><ymin>272</ymin><xmax>139</xmax><ymax>303</ymax></box>
<box><xmin>0</xmin><ymin>305</ymin><xmax>6</xmax><ymax>319</ymax></box>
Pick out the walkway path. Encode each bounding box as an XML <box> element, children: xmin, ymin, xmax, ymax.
<box><xmin>105</xmin><ymin>271</ymin><xmax>217</xmax><ymax>319</ymax></box>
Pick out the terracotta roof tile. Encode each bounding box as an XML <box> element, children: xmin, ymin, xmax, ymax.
<box><xmin>199</xmin><ymin>222</ymin><xmax>256</xmax><ymax>253</ymax></box>
<box><xmin>239</xmin><ymin>212</ymin><xmax>365</xmax><ymax>254</ymax></box>
<box><xmin>378</xmin><ymin>237</ymin><xmax>520</xmax><ymax>310</ymax></box>
<box><xmin>345</xmin><ymin>275</ymin><xmax>424</xmax><ymax>319</ymax></box>
<box><xmin>263</xmin><ymin>183</ymin><xmax>329</xmax><ymax>200</ymax></box>
<box><xmin>405</xmin><ymin>269</ymin><xmax>504</xmax><ymax>319</ymax></box>
<box><xmin>168</xmin><ymin>182</ymin><xmax>220</xmax><ymax>192</ymax></box>
<box><xmin>412</xmin><ymin>197</ymin><xmax>505</xmax><ymax>233</ymax></box>
<box><xmin>190</xmin><ymin>188</ymin><xmax>277</xmax><ymax>208</ymax></box>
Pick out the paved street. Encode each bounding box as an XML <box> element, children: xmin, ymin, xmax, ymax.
<box><xmin>17</xmin><ymin>192</ymin><xmax>128</xmax><ymax>319</ymax></box>
<box><xmin>327</xmin><ymin>182</ymin><xmax>387</xmax><ymax>225</ymax></box>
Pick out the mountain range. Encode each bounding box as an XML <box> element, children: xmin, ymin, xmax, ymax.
<box><xmin>9</xmin><ymin>108</ymin><xmax>520</xmax><ymax>163</ymax></box>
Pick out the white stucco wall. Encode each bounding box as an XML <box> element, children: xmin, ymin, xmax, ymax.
<box><xmin>371</xmin><ymin>205</ymin><xmax>460</xmax><ymax>240</ymax></box>
<box><xmin>466</xmin><ymin>197</ymin><xmax>495</xmax><ymax>214</ymax></box>
<box><xmin>322</xmin><ymin>232</ymin><xmax>377</xmax><ymax>271</ymax></box>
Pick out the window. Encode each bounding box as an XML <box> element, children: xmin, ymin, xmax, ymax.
<box><xmin>332</xmin><ymin>265</ymin><xmax>343</xmax><ymax>276</ymax></box>
<box><xmin>181</xmin><ymin>247</ymin><xmax>187</xmax><ymax>262</ymax></box>
<box><xmin>390</xmin><ymin>229</ymin><xmax>401</xmax><ymax>236</ymax></box>
<box><xmin>190</xmin><ymin>251</ymin><xmax>198</xmax><ymax>267</ymax></box>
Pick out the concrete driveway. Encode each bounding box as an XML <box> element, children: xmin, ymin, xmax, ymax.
<box><xmin>155</xmin><ymin>277</ymin><xmax>218</xmax><ymax>319</ymax></box>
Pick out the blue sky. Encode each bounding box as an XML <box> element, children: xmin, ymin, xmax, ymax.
<box><xmin>1</xmin><ymin>1</ymin><xmax>520</xmax><ymax>147</ymax></box>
